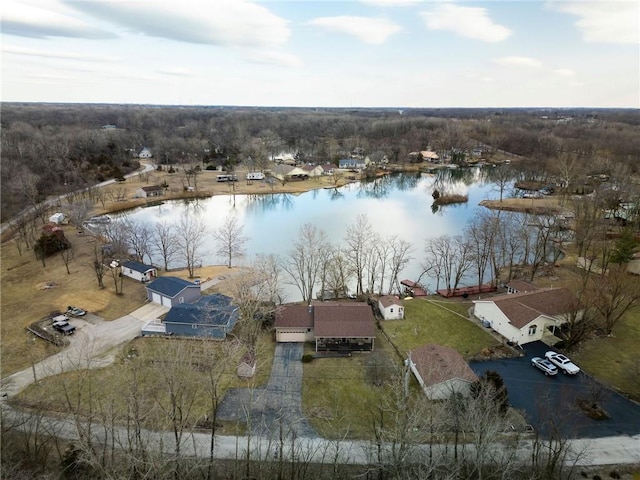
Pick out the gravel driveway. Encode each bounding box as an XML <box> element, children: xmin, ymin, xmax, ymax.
<box><xmin>217</xmin><ymin>343</ymin><xmax>318</xmax><ymax>438</ymax></box>
<box><xmin>470</xmin><ymin>341</ymin><xmax>640</xmax><ymax>439</ymax></box>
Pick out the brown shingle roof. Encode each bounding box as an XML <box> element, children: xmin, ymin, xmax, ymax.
<box><xmin>141</xmin><ymin>185</ymin><xmax>163</xmax><ymax>192</ymax></box>
<box><xmin>274</xmin><ymin>305</ymin><xmax>314</xmax><ymax>329</ymax></box>
<box><xmin>410</xmin><ymin>344</ymin><xmax>478</xmax><ymax>387</ymax></box>
<box><xmin>379</xmin><ymin>296</ymin><xmax>402</xmax><ymax>308</ymax></box>
<box><xmin>490</xmin><ymin>288</ymin><xmax>576</xmax><ymax>328</ymax></box>
<box><xmin>313</xmin><ymin>303</ymin><xmax>376</xmax><ymax>338</ymax></box>
<box><xmin>505</xmin><ymin>279</ymin><xmax>539</xmax><ymax>293</ymax></box>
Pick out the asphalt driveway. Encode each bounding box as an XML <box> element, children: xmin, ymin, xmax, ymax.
<box><xmin>217</xmin><ymin>343</ymin><xmax>317</xmax><ymax>438</ymax></box>
<box><xmin>470</xmin><ymin>341</ymin><xmax>640</xmax><ymax>439</ymax></box>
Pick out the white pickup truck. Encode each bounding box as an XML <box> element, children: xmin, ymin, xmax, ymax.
<box><xmin>544</xmin><ymin>351</ymin><xmax>580</xmax><ymax>375</ymax></box>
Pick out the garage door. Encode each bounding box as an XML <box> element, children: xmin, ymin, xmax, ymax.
<box><xmin>161</xmin><ymin>296</ymin><xmax>172</xmax><ymax>307</ymax></box>
<box><xmin>277</xmin><ymin>330</ymin><xmax>307</xmax><ymax>342</ymax></box>
<box><xmin>151</xmin><ymin>292</ymin><xmax>161</xmax><ymax>304</ymax></box>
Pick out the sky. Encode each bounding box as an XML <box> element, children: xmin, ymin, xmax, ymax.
<box><xmin>2</xmin><ymin>0</ymin><xmax>639</xmax><ymax>108</ymax></box>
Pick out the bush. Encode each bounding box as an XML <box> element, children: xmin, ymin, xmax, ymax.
<box><xmin>301</xmin><ymin>354</ymin><xmax>314</xmax><ymax>363</ymax></box>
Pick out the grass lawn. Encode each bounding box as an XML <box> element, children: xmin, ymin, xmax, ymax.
<box><xmin>381</xmin><ymin>297</ymin><xmax>498</xmax><ymax>358</ymax></box>
<box><xmin>15</xmin><ymin>332</ymin><xmax>275</xmax><ymax>433</ymax></box>
<box><xmin>302</xmin><ymin>336</ymin><xmax>398</xmax><ymax>439</ymax></box>
<box><xmin>572</xmin><ymin>307</ymin><xmax>640</xmax><ymax>401</ymax></box>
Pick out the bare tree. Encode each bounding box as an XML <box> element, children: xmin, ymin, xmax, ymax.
<box><xmin>282</xmin><ymin>223</ymin><xmax>329</xmax><ymax>304</ymax></box>
<box><xmin>152</xmin><ymin>220</ymin><xmax>178</xmax><ymax>271</ymax></box>
<box><xmin>424</xmin><ymin>235</ymin><xmax>473</xmax><ymax>295</ymax></box>
<box><xmin>385</xmin><ymin>236</ymin><xmax>413</xmax><ymax>295</ymax></box>
<box><xmin>344</xmin><ymin>214</ymin><xmax>375</xmax><ymax>296</ymax></box>
<box><xmin>91</xmin><ymin>245</ymin><xmax>109</xmax><ymax>288</ymax></box>
<box><xmin>588</xmin><ymin>265</ymin><xmax>640</xmax><ymax>335</ymax></box>
<box><xmin>122</xmin><ymin>217</ymin><xmax>153</xmax><ymax>263</ymax></box>
<box><xmin>466</xmin><ymin>209</ymin><xmax>499</xmax><ymax>287</ymax></box>
<box><xmin>176</xmin><ymin>210</ymin><xmax>208</xmax><ymax>278</ymax></box>
<box><xmin>213</xmin><ymin>215</ymin><xmax>248</xmax><ymax>268</ymax></box>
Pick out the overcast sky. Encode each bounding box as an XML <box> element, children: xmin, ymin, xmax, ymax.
<box><xmin>2</xmin><ymin>0</ymin><xmax>639</xmax><ymax>108</ymax></box>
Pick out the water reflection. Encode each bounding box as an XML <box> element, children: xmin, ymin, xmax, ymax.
<box><xmin>125</xmin><ymin>168</ymin><xmax>502</xmax><ymax>300</ymax></box>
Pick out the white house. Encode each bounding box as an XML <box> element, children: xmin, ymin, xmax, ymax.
<box><xmin>301</xmin><ymin>164</ymin><xmax>324</xmax><ymax>177</ymax></box>
<box><xmin>472</xmin><ymin>288</ymin><xmax>577</xmax><ymax>346</ymax></box>
<box><xmin>139</xmin><ymin>147</ymin><xmax>152</xmax><ymax>159</ymax></box>
<box><xmin>408</xmin><ymin>344</ymin><xmax>478</xmax><ymax>400</ymax></box>
<box><xmin>121</xmin><ymin>260</ymin><xmax>158</xmax><ymax>282</ymax></box>
<box><xmin>135</xmin><ymin>185</ymin><xmax>164</xmax><ymax>198</ymax></box>
<box><xmin>378</xmin><ymin>296</ymin><xmax>404</xmax><ymax>320</ymax></box>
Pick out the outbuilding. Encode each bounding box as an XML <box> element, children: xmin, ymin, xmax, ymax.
<box><xmin>121</xmin><ymin>260</ymin><xmax>158</xmax><ymax>283</ymax></box>
<box><xmin>135</xmin><ymin>185</ymin><xmax>164</xmax><ymax>198</ymax></box>
<box><xmin>378</xmin><ymin>296</ymin><xmax>404</xmax><ymax>320</ymax></box>
<box><xmin>146</xmin><ymin>276</ymin><xmax>201</xmax><ymax>307</ymax></box>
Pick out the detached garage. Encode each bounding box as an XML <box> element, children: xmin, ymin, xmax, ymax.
<box><xmin>146</xmin><ymin>276</ymin><xmax>201</xmax><ymax>308</ymax></box>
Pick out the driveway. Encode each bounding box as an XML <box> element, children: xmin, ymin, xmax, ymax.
<box><xmin>1</xmin><ymin>302</ymin><xmax>168</xmax><ymax>398</ymax></box>
<box><xmin>217</xmin><ymin>343</ymin><xmax>317</xmax><ymax>438</ymax></box>
<box><xmin>470</xmin><ymin>341</ymin><xmax>640</xmax><ymax>439</ymax></box>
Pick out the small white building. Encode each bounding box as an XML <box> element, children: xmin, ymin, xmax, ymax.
<box><xmin>139</xmin><ymin>147</ymin><xmax>152</xmax><ymax>159</ymax></box>
<box><xmin>135</xmin><ymin>185</ymin><xmax>164</xmax><ymax>198</ymax></box>
<box><xmin>472</xmin><ymin>288</ymin><xmax>577</xmax><ymax>346</ymax></box>
<box><xmin>121</xmin><ymin>260</ymin><xmax>158</xmax><ymax>282</ymax></box>
<box><xmin>48</xmin><ymin>212</ymin><xmax>66</xmax><ymax>225</ymax></box>
<box><xmin>378</xmin><ymin>296</ymin><xmax>404</xmax><ymax>320</ymax></box>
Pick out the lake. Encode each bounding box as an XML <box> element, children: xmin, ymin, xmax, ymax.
<box><xmin>124</xmin><ymin>167</ymin><xmax>505</xmax><ymax>301</ymax></box>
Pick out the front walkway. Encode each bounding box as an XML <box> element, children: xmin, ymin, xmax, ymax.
<box><xmin>217</xmin><ymin>343</ymin><xmax>318</xmax><ymax>438</ymax></box>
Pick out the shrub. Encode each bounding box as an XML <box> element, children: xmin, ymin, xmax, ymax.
<box><xmin>301</xmin><ymin>354</ymin><xmax>314</xmax><ymax>363</ymax></box>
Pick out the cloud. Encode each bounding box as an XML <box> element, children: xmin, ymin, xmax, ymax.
<box><xmin>360</xmin><ymin>0</ymin><xmax>423</xmax><ymax>6</ymax></box>
<box><xmin>2</xmin><ymin>0</ymin><xmax>115</xmax><ymax>39</ymax></box>
<box><xmin>63</xmin><ymin>0</ymin><xmax>291</xmax><ymax>48</ymax></box>
<box><xmin>548</xmin><ymin>0</ymin><xmax>639</xmax><ymax>44</ymax></box>
<box><xmin>3</xmin><ymin>45</ymin><xmax>119</xmax><ymax>62</ymax></box>
<box><xmin>552</xmin><ymin>68</ymin><xmax>575</xmax><ymax>77</ymax></box>
<box><xmin>308</xmin><ymin>16</ymin><xmax>402</xmax><ymax>44</ymax></box>
<box><xmin>157</xmin><ymin>67</ymin><xmax>195</xmax><ymax>77</ymax></box>
<box><xmin>493</xmin><ymin>56</ymin><xmax>543</xmax><ymax>68</ymax></box>
<box><xmin>420</xmin><ymin>4</ymin><xmax>512</xmax><ymax>43</ymax></box>
<box><xmin>242</xmin><ymin>50</ymin><xmax>304</xmax><ymax>68</ymax></box>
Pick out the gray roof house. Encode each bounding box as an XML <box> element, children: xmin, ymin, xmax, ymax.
<box><xmin>162</xmin><ymin>294</ymin><xmax>238</xmax><ymax>339</ymax></box>
<box><xmin>121</xmin><ymin>260</ymin><xmax>157</xmax><ymax>283</ymax></box>
<box><xmin>146</xmin><ymin>276</ymin><xmax>201</xmax><ymax>307</ymax></box>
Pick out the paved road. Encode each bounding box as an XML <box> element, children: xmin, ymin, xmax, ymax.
<box><xmin>0</xmin><ymin>302</ymin><xmax>168</xmax><ymax>398</ymax></box>
<box><xmin>217</xmin><ymin>343</ymin><xmax>318</xmax><ymax>438</ymax></box>
<box><xmin>470</xmin><ymin>341</ymin><xmax>640</xmax><ymax>439</ymax></box>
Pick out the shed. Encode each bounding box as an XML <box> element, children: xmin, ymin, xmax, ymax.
<box><xmin>378</xmin><ymin>296</ymin><xmax>404</xmax><ymax>320</ymax></box>
<box><xmin>135</xmin><ymin>185</ymin><xmax>164</xmax><ymax>198</ymax></box>
<box><xmin>146</xmin><ymin>276</ymin><xmax>201</xmax><ymax>307</ymax></box>
<box><xmin>121</xmin><ymin>260</ymin><xmax>158</xmax><ymax>283</ymax></box>
<box><xmin>408</xmin><ymin>344</ymin><xmax>478</xmax><ymax>400</ymax></box>
<box><xmin>237</xmin><ymin>352</ymin><xmax>257</xmax><ymax>378</ymax></box>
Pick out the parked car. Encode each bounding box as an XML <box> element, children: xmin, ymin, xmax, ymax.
<box><xmin>531</xmin><ymin>357</ymin><xmax>558</xmax><ymax>376</ymax></box>
<box><xmin>67</xmin><ymin>306</ymin><xmax>86</xmax><ymax>316</ymax></box>
<box><xmin>53</xmin><ymin>322</ymin><xmax>76</xmax><ymax>335</ymax></box>
<box><xmin>51</xmin><ymin>314</ymin><xmax>69</xmax><ymax>325</ymax></box>
<box><xmin>544</xmin><ymin>351</ymin><xmax>580</xmax><ymax>375</ymax></box>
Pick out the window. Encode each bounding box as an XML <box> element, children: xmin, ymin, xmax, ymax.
<box><xmin>390</xmin><ymin>308</ymin><xmax>394</xmax><ymax>313</ymax></box>
<box><xmin>192</xmin><ymin>324</ymin><xmax>198</xmax><ymax>329</ymax></box>
<box><xmin>528</xmin><ymin>325</ymin><xmax>537</xmax><ymax>335</ymax></box>
<box><xmin>179</xmin><ymin>297</ymin><xmax>184</xmax><ymax>304</ymax></box>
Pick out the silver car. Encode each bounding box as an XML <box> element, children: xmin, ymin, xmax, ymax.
<box><xmin>545</xmin><ymin>351</ymin><xmax>580</xmax><ymax>375</ymax></box>
<box><xmin>531</xmin><ymin>357</ymin><xmax>558</xmax><ymax>376</ymax></box>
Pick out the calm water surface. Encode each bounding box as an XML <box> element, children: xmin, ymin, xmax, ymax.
<box><xmin>126</xmin><ymin>168</ymin><xmax>503</xmax><ymax>300</ymax></box>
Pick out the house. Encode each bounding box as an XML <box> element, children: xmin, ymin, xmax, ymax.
<box><xmin>420</xmin><ymin>151</ymin><xmax>440</xmax><ymax>162</ymax></box>
<box><xmin>121</xmin><ymin>260</ymin><xmax>157</xmax><ymax>283</ymax></box>
<box><xmin>320</xmin><ymin>163</ymin><xmax>336</xmax><ymax>175</ymax></box>
<box><xmin>408</xmin><ymin>344</ymin><xmax>478</xmax><ymax>400</ymax></box>
<box><xmin>270</xmin><ymin>164</ymin><xmax>295</xmax><ymax>181</ymax></box>
<box><xmin>237</xmin><ymin>352</ymin><xmax>257</xmax><ymax>378</ymax></box>
<box><xmin>146</xmin><ymin>276</ymin><xmax>201</xmax><ymax>307</ymax></box>
<box><xmin>135</xmin><ymin>185</ymin><xmax>164</xmax><ymax>198</ymax></box>
<box><xmin>274</xmin><ymin>302</ymin><xmax>376</xmax><ymax>352</ymax></box>
<box><xmin>472</xmin><ymin>288</ymin><xmax>578</xmax><ymax>346</ymax></box>
<box><xmin>161</xmin><ymin>294</ymin><xmax>238</xmax><ymax>339</ymax></box>
<box><xmin>378</xmin><ymin>296</ymin><xmax>404</xmax><ymax>320</ymax></box>
<box><xmin>301</xmin><ymin>164</ymin><xmax>324</xmax><ymax>177</ymax></box>
<box><xmin>338</xmin><ymin>158</ymin><xmax>367</xmax><ymax>169</ymax></box>
<box><xmin>139</xmin><ymin>147</ymin><xmax>153</xmax><ymax>159</ymax></box>
<box><xmin>504</xmin><ymin>279</ymin><xmax>538</xmax><ymax>295</ymax></box>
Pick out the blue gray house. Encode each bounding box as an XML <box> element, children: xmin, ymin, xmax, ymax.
<box><xmin>146</xmin><ymin>276</ymin><xmax>201</xmax><ymax>307</ymax></box>
<box><xmin>162</xmin><ymin>294</ymin><xmax>239</xmax><ymax>339</ymax></box>
<box><xmin>338</xmin><ymin>158</ymin><xmax>367</xmax><ymax>169</ymax></box>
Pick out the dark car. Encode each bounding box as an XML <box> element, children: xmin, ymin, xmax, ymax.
<box><xmin>53</xmin><ymin>322</ymin><xmax>76</xmax><ymax>335</ymax></box>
